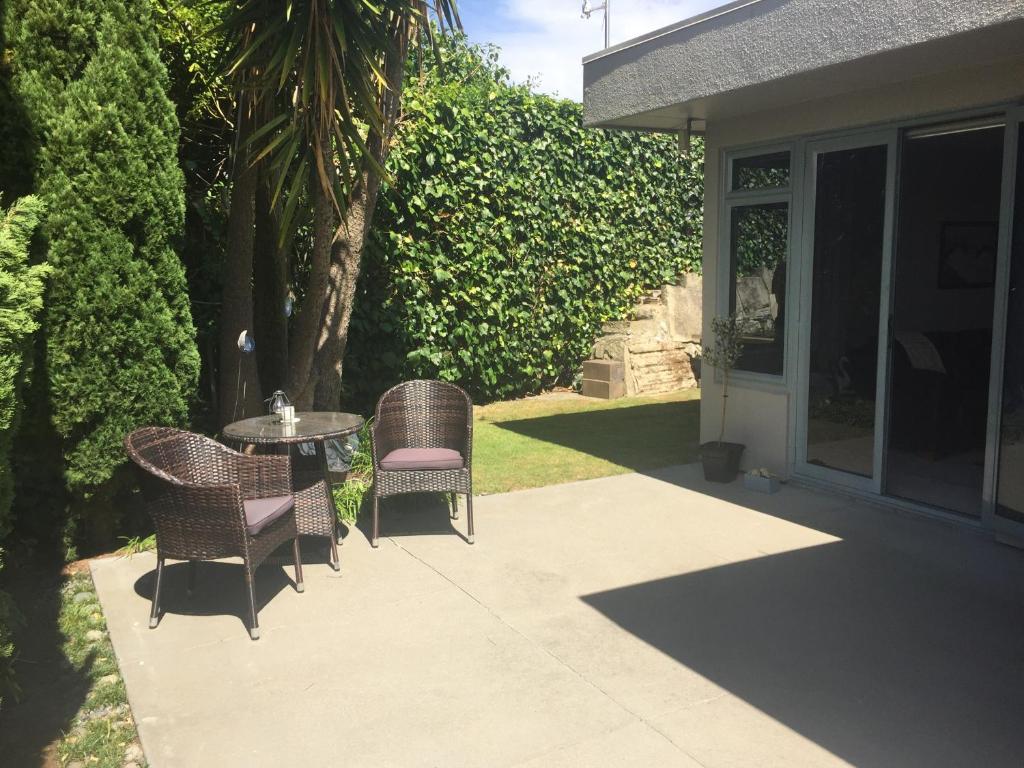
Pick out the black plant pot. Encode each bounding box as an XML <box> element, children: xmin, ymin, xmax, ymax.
<box><xmin>699</xmin><ymin>441</ymin><xmax>745</xmax><ymax>483</ymax></box>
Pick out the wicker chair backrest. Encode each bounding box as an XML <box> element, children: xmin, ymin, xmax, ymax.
<box><xmin>374</xmin><ymin>380</ymin><xmax>471</xmax><ymax>452</ymax></box>
<box><xmin>126</xmin><ymin>427</ymin><xmax>230</xmax><ymax>484</ymax></box>
<box><xmin>125</xmin><ymin>427</ymin><xmax>248</xmax><ymax>559</ymax></box>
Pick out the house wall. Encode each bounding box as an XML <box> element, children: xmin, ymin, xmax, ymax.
<box><xmin>699</xmin><ymin>55</ymin><xmax>1024</xmax><ymax>477</ymax></box>
<box><xmin>583</xmin><ymin>0</ymin><xmax>1024</xmax><ymax>130</ymax></box>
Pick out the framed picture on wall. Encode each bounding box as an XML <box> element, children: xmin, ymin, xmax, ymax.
<box><xmin>938</xmin><ymin>221</ymin><xmax>998</xmax><ymax>289</ymax></box>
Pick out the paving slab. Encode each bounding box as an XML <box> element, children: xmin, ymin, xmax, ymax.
<box><xmin>92</xmin><ymin>464</ymin><xmax>1024</xmax><ymax>767</ymax></box>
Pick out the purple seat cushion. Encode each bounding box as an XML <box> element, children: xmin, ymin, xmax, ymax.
<box><xmin>380</xmin><ymin>447</ymin><xmax>464</xmax><ymax>471</ymax></box>
<box><xmin>243</xmin><ymin>495</ymin><xmax>294</xmax><ymax>535</ymax></box>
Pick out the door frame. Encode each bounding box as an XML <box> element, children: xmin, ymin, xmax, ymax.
<box><xmin>793</xmin><ymin>129</ymin><xmax>899</xmax><ymax>494</ymax></box>
<box><xmin>985</xmin><ymin>106</ymin><xmax>1023</xmax><ymax>537</ymax></box>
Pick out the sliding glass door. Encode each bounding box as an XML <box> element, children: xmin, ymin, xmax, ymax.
<box><xmin>885</xmin><ymin>121</ymin><xmax>1006</xmax><ymax>517</ymax></box>
<box><xmin>796</xmin><ymin>133</ymin><xmax>896</xmax><ymax>491</ymax></box>
<box><xmin>791</xmin><ymin>110</ymin><xmax>1024</xmax><ymax>530</ymax></box>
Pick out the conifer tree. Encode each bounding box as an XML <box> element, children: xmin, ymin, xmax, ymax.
<box><xmin>9</xmin><ymin>0</ymin><xmax>199</xmax><ymax>545</ymax></box>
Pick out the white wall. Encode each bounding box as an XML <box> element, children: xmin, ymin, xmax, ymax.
<box><xmin>700</xmin><ymin>55</ymin><xmax>1024</xmax><ymax>478</ymax></box>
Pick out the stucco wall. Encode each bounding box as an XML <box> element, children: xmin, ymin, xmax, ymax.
<box><xmin>699</xmin><ymin>55</ymin><xmax>1024</xmax><ymax>478</ymax></box>
<box><xmin>583</xmin><ymin>0</ymin><xmax>1024</xmax><ymax>129</ymax></box>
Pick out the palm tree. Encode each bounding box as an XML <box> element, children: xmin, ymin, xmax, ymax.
<box><xmin>218</xmin><ymin>0</ymin><xmax>459</xmax><ymax>421</ymax></box>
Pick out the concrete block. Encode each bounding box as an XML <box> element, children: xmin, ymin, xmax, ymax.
<box><xmin>582</xmin><ymin>359</ymin><xmax>624</xmax><ymax>382</ymax></box>
<box><xmin>664</xmin><ymin>274</ymin><xmax>703</xmax><ymax>342</ymax></box>
<box><xmin>582</xmin><ymin>378</ymin><xmax>625</xmax><ymax>399</ymax></box>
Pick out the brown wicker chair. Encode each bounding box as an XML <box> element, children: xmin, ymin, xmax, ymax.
<box><xmin>124</xmin><ymin>427</ymin><xmax>304</xmax><ymax>640</ymax></box>
<box><xmin>370</xmin><ymin>380</ymin><xmax>474</xmax><ymax>547</ymax></box>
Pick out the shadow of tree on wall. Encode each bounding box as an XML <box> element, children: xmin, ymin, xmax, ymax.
<box><xmin>489</xmin><ymin>400</ymin><xmax>702</xmax><ymax>475</ymax></box>
<box><xmin>581</xmin><ymin>526</ymin><xmax>1024</xmax><ymax>766</ymax></box>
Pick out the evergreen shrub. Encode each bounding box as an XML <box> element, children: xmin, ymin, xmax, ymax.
<box><xmin>9</xmin><ymin>0</ymin><xmax>199</xmax><ymax>548</ymax></box>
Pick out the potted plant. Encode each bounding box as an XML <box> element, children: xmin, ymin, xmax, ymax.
<box><xmin>744</xmin><ymin>467</ymin><xmax>780</xmax><ymax>494</ymax></box>
<box><xmin>699</xmin><ymin>315</ymin><xmax>746</xmax><ymax>482</ymax></box>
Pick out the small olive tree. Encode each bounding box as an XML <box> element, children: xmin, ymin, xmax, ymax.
<box><xmin>701</xmin><ymin>315</ymin><xmax>744</xmax><ymax>444</ymax></box>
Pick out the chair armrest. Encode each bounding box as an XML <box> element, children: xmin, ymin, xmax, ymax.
<box><xmin>462</xmin><ymin>415</ymin><xmax>473</xmax><ymax>467</ymax></box>
<box><xmin>370</xmin><ymin>421</ymin><xmax>392</xmax><ymax>469</ymax></box>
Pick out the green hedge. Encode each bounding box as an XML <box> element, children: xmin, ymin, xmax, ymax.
<box><xmin>343</xmin><ymin>37</ymin><xmax>703</xmax><ymax>406</ymax></box>
<box><xmin>0</xmin><ymin>194</ymin><xmax>49</xmax><ymax>704</ymax></box>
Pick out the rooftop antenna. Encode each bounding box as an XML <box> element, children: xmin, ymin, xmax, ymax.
<box><xmin>581</xmin><ymin>0</ymin><xmax>610</xmax><ymax>49</ymax></box>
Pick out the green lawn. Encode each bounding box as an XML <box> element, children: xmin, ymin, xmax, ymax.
<box><xmin>473</xmin><ymin>389</ymin><xmax>701</xmax><ymax>495</ymax></box>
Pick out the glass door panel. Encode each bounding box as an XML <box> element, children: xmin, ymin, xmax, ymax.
<box><xmin>804</xmin><ymin>144</ymin><xmax>889</xmax><ymax>478</ymax></box>
<box><xmin>885</xmin><ymin>123</ymin><xmax>1005</xmax><ymax>517</ymax></box>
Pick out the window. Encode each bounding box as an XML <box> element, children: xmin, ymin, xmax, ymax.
<box><xmin>723</xmin><ymin>149</ymin><xmax>793</xmax><ymax>377</ymax></box>
<box><xmin>729</xmin><ymin>203</ymin><xmax>789</xmax><ymax>374</ymax></box>
<box><xmin>732</xmin><ymin>151</ymin><xmax>790</xmax><ymax>191</ymax></box>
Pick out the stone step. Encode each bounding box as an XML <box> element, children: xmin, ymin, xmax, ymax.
<box><xmin>601</xmin><ymin>320</ymin><xmax>631</xmax><ymax>335</ymax></box>
<box><xmin>581</xmin><ymin>378</ymin><xmax>625</xmax><ymax>399</ymax></box>
<box><xmin>582</xmin><ymin>359</ymin><xmax>624</xmax><ymax>383</ymax></box>
<box><xmin>633</xmin><ymin>303</ymin><xmax>666</xmax><ymax>321</ymax></box>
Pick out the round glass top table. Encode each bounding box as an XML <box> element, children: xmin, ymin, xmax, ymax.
<box><xmin>223</xmin><ymin>411</ymin><xmax>364</xmax><ymax>447</ymax></box>
<box><xmin>223</xmin><ymin>412</ymin><xmax>365</xmax><ymax>555</ymax></box>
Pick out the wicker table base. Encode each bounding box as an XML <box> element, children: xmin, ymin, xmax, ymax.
<box><xmin>224</xmin><ymin>412</ymin><xmax>364</xmax><ymax>570</ymax></box>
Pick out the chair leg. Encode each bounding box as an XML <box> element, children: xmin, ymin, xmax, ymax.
<box><xmin>328</xmin><ymin>534</ymin><xmax>340</xmax><ymax>572</ymax></box>
<box><xmin>466</xmin><ymin>492</ymin><xmax>475</xmax><ymax>545</ymax></box>
<box><xmin>450</xmin><ymin>492</ymin><xmax>459</xmax><ymax>519</ymax></box>
<box><xmin>293</xmin><ymin>538</ymin><xmax>305</xmax><ymax>593</ymax></box>
<box><xmin>149</xmin><ymin>557</ymin><xmax>165</xmax><ymax>629</ymax></box>
<box><xmin>186</xmin><ymin>559</ymin><xmax>198</xmax><ymax>597</ymax></box>
<box><xmin>371</xmin><ymin>494</ymin><xmax>380</xmax><ymax>548</ymax></box>
<box><xmin>245</xmin><ymin>568</ymin><xmax>260</xmax><ymax>640</ymax></box>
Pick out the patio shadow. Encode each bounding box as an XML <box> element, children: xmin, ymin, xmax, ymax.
<box><xmin>581</xmin><ymin>534</ymin><xmax>1024</xmax><ymax>766</ymax></box>
<box><xmin>353</xmin><ymin>492</ymin><xmax>469</xmax><ymax>545</ymax></box>
<box><xmin>490</xmin><ymin>399</ymin><xmax>701</xmax><ymax>473</ymax></box>
<box><xmin>132</xmin><ymin>560</ymin><xmax>298</xmax><ymax>635</ymax></box>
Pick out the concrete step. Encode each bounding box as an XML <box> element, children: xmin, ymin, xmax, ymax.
<box><xmin>581</xmin><ymin>378</ymin><xmax>625</xmax><ymax>399</ymax></box>
<box><xmin>582</xmin><ymin>359</ymin><xmax>624</xmax><ymax>383</ymax></box>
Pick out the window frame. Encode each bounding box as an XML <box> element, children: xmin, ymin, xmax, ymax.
<box><xmin>718</xmin><ymin>143</ymin><xmax>797</xmax><ymax>385</ymax></box>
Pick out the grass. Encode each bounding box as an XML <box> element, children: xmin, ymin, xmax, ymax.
<box><xmin>56</xmin><ymin>572</ymin><xmax>146</xmax><ymax>767</ymax></box>
<box><xmin>332</xmin><ymin>388</ymin><xmax>702</xmax><ymax>514</ymax></box>
<box><xmin>473</xmin><ymin>389</ymin><xmax>702</xmax><ymax>495</ymax></box>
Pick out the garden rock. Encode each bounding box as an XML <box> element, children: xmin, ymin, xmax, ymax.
<box><xmin>125</xmin><ymin>742</ymin><xmax>144</xmax><ymax>762</ymax></box>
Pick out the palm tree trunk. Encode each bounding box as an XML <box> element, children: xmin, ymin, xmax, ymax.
<box><xmin>311</xmin><ymin>179</ymin><xmax>375</xmax><ymax>410</ymax></box>
<box><xmin>309</xmin><ymin>21</ymin><xmax>409</xmax><ymax>411</ymax></box>
<box><xmin>253</xmin><ymin>169</ymin><xmax>290</xmax><ymax>395</ymax></box>
<box><xmin>286</xmin><ymin>138</ymin><xmax>336</xmax><ymax>408</ymax></box>
<box><xmin>218</xmin><ymin>99</ymin><xmax>263</xmax><ymax>427</ymax></box>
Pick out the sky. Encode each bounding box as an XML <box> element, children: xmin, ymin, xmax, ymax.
<box><xmin>455</xmin><ymin>0</ymin><xmax>733</xmax><ymax>102</ymax></box>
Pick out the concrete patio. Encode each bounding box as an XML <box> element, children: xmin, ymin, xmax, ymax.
<box><xmin>92</xmin><ymin>464</ymin><xmax>1024</xmax><ymax>767</ymax></box>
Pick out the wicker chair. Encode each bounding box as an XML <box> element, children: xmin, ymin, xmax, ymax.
<box><xmin>124</xmin><ymin>427</ymin><xmax>304</xmax><ymax>640</ymax></box>
<box><xmin>370</xmin><ymin>380</ymin><xmax>474</xmax><ymax>547</ymax></box>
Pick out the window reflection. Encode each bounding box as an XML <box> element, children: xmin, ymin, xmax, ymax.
<box><xmin>730</xmin><ymin>202</ymin><xmax>788</xmax><ymax>375</ymax></box>
<box><xmin>732</xmin><ymin>152</ymin><xmax>791</xmax><ymax>191</ymax></box>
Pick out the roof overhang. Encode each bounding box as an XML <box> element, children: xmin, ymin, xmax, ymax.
<box><xmin>582</xmin><ymin>0</ymin><xmax>1024</xmax><ymax>132</ymax></box>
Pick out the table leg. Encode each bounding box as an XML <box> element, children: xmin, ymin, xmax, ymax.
<box><xmin>315</xmin><ymin>439</ymin><xmax>343</xmax><ymax>569</ymax></box>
